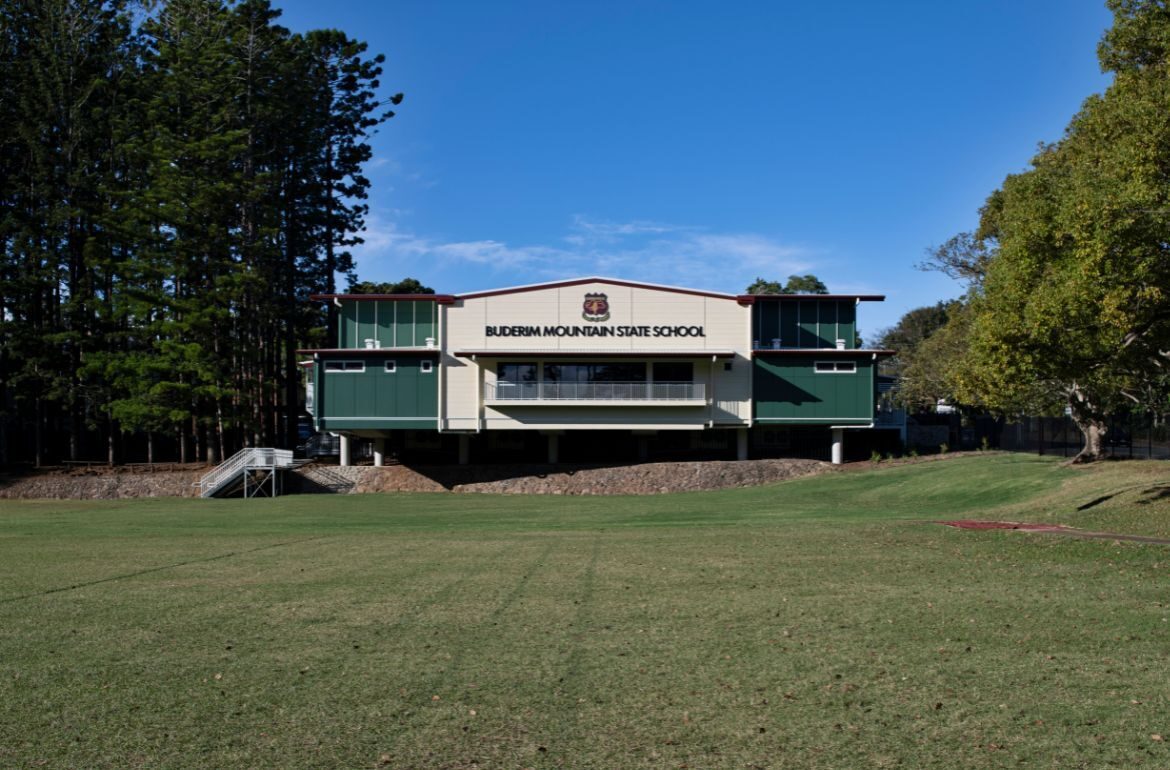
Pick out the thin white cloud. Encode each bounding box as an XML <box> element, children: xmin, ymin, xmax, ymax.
<box><xmin>569</xmin><ymin>214</ymin><xmax>693</xmax><ymax>240</ymax></box>
<box><xmin>351</xmin><ymin>213</ymin><xmax>817</xmax><ymax>294</ymax></box>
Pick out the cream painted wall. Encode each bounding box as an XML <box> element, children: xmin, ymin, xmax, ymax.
<box><xmin>439</xmin><ymin>281</ymin><xmax>752</xmax><ymax>431</ymax></box>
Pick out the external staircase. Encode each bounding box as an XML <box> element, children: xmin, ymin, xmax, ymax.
<box><xmin>198</xmin><ymin>448</ymin><xmax>302</xmax><ymax>498</ymax></box>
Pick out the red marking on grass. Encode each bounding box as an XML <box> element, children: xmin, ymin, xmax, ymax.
<box><xmin>939</xmin><ymin>520</ymin><xmax>1067</xmax><ymax>532</ymax></box>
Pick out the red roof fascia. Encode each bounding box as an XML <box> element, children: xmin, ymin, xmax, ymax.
<box><xmin>456</xmin><ymin>277</ymin><xmax>736</xmax><ymax>301</ymax></box>
<box><xmin>310</xmin><ymin>293</ymin><xmax>456</xmax><ymax>304</ymax></box>
<box><xmin>736</xmin><ymin>294</ymin><xmax>886</xmax><ymax>304</ymax></box>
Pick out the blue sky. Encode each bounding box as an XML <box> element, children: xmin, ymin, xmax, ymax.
<box><xmin>274</xmin><ymin>0</ymin><xmax>1113</xmax><ymax>335</ymax></box>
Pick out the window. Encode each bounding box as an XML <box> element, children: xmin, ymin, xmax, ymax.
<box><xmin>420</xmin><ymin>360</ymin><xmax>434</xmax><ymax>374</ymax></box>
<box><xmin>815</xmin><ymin>361</ymin><xmax>856</xmax><ymax>373</ymax></box>
<box><xmin>543</xmin><ymin>363</ymin><xmax>647</xmax><ymax>382</ymax></box>
<box><xmin>498</xmin><ymin>362</ymin><xmax>537</xmax><ymax>383</ymax></box>
<box><xmin>384</xmin><ymin>361</ymin><xmax>397</xmax><ymax>373</ymax></box>
<box><xmin>652</xmin><ymin>362</ymin><xmax>693</xmax><ymax>383</ymax></box>
<box><xmin>325</xmin><ymin>360</ymin><xmax>365</xmax><ymax>373</ymax></box>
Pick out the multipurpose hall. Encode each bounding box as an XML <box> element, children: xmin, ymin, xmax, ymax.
<box><xmin>301</xmin><ymin>277</ymin><xmax>898</xmax><ymax>466</ymax></box>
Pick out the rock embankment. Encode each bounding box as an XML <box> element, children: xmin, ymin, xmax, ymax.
<box><xmin>0</xmin><ymin>458</ymin><xmax>831</xmax><ymax>499</ymax></box>
<box><xmin>0</xmin><ymin>465</ymin><xmax>204</xmax><ymax>499</ymax></box>
<box><xmin>295</xmin><ymin>458</ymin><xmax>830</xmax><ymax>496</ymax></box>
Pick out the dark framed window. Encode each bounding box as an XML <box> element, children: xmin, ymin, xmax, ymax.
<box><xmin>325</xmin><ymin>360</ymin><xmax>365</xmax><ymax>372</ymax></box>
<box><xmin>653</xmin><ymin>362</ymin><xmax>693</xmax><ymax>382</ymax></box>
<box><xmin>497</xmin><ymin>362</ymin><xmax>537</xmax><ymax>382</ymax></box>
<box><xmin>544</xmin><ymin>362</ymin><xmax>646</xmax><ymax>382</ymax></box>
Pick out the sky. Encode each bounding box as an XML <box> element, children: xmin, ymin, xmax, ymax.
<box><xmin>273</xmin><ymin>0</ymin><xmax>1114</xmax><ymax>335</ymax></box>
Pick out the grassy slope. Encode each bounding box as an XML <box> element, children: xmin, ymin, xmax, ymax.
<box><xmin>1</xmin><ymin>454</ymin><xmax>1168</xmax><ymax>768</ymax></box>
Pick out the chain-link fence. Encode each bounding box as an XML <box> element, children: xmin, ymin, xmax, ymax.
<box><xmin>998</xmin><ymin>414</ymin><xmax>1170</xmax><ymax>460</ymax></box>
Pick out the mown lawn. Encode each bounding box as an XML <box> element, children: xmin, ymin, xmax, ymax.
<box><xmin>2</xmin><ymin>454</ymin><xmax>1169</xmax><ymax>768</ymax></box>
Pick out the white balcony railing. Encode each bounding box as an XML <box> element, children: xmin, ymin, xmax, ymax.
<box><xmin>487</xmin><ymin>381</ymin><xmax>705</xmax><ymax>402</ymax></box>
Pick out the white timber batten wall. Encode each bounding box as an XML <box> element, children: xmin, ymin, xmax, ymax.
<box><xmin>439</xmin><ymin>281</ymin><xmax>752</xmax><ymax>432</ymax></box>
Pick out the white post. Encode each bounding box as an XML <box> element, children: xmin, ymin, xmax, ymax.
<box><xmin>548</xmin><ymin>434</ymin><xmax>559</xmax><ymax>464</ymax></box>
<box><xmin>373</xmin><ymin>438</ymin><xmax>385</xmax><ymax>467</ymax></box>
<box><xmin>831</xmin><ymin>428</ymin><xmax>844</xmax><ymax>465</ymax></box>
<box><xmin>340</xmin><ymin>434</ymin><xmax>352</xmax><ymax>467</ymax></box>
<box><xmin>737</xmin><ymin>427</ymin><xmax>749</xmax><ymax>461</ymax></box>
<box><xmin>458</xmin><ymin>434</ymin><xmax>470</xmax><ymax>465</ymax></box>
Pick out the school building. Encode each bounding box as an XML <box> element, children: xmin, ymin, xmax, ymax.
<box><xmin>302</xmin><ymin>277</ymin><xmax>895</xmax><ymax>466</ymax></box>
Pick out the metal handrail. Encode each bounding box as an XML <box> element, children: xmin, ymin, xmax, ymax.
<box><xmin>487</xmin><ymin>381</ymin><xmax>705</xmax><ymax>401</ymax></box>
<box><xmin>199</xmin><ymin>448</ymin><xmax>295</xmax><ymax>496</ymax></box>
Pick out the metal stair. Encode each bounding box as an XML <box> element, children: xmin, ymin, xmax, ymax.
<box><xmin>298</xmin><ymin>464</ymin><xmax>357</xmax><ymax>494</ymax></box>
<box><xmin>198</xmin><ymin>448</ymin><xmax>297</xmax><ymax>498</ymax></box>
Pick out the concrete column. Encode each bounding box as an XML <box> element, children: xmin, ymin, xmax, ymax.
<box><xmin>547</xmin><ymin>433</ymin><xmax>559</xmax><ymax>464</ymax></box>
<box><xmin>831</xmin><ymin>428</ymin><xmax>844</xmax><ymax>465</ymax></box>
<box><xmin>339</xmin><ymin>434</ymin><xmax>352</xmax><ymax>467</ymax></box>
<box><xmin>458</xmin><ymin>434</ymin><xmax>470</xmax><ymax>465</ymax></box>
<box><xmin>373</xmin><ymin>438</ymin><xmax>385</xmax><ymax>467</ymax></box>
<box><xmin>736</xmin><ymin>427</ymin><xmax>749</xmax><ymax>461</ymax></box>
<box><xmin>637</xmin><ymin>437</ymin><xmax>649</xmax><ymax>462</ymax></box>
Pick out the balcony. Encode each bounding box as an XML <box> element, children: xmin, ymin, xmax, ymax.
<box><xmin>485</xmin><ymin>381</ymin><xmax>706</xmax><ymax>405</ymax></box>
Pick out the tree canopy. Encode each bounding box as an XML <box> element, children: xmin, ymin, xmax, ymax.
<box><xmin>745</xmin><ymin>275</ymin><xmax>829</xmax><ymax>294</ymax></box>
<box><xmin>0</xmin><ymin>0</ymin><xmax>399</xmax><ymax>465</ymax></box>
<box><xmin>348</xmin><ymin>278</ymin><xmax>435</xmax><ymax>295</ymax></box>
<box><xmin>923</xmin><ymin>0</ymin><xmax>1170</xmax><ymax>461</ymax></box>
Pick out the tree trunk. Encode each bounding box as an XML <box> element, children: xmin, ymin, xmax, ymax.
<box><xmin>1067</xmin><ymin>383</ymin><xmax>1108</xmax><ymax>464</ymax></box>
<box><xmin>34</xmin><ymin>397</ymin><xmax>44</xmax><ymax>468</ymax></box>
<box><xmin>106</xmin><ymin>412</ymin><xmax>116</xmax><ymax>466</ymax></box>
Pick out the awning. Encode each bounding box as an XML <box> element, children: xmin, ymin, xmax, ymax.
<box><xmin>452</xmin><ymin>349</ymin><xmax>737</xmax><ymax>359</ymax></box>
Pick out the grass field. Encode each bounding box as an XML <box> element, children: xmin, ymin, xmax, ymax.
<box><xmin>2</xmin><ymin>454</ymin><xmax>1170</xmax><ymax>768</ymax></box>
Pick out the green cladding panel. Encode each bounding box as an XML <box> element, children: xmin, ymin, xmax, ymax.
<box><xmin>817</xmin><ymin>302</ymin><xmax>837</xmax><ymax>347</ymax></box>
<box><xmin>837</xmin><ymin>302</ymin><xmax>856</xmax><ymax>349</ymax></box>
<box><xmin>751</xmin><ymin>300</ymin><xmax>857</xmax><ymax>349</ymax></box>
<box><xmin>756</xmin><ymin>301</ymin><xmax>780</xmax><ymax>346</ymax></box>
<box><xmin>335</xmin><ymin>300</ymin><xmax>437</xmax><ymax>349</ymax></box>
<box><xmin>317</xmin><ymin>356</ymin><xmax>438</xmax><ymax>430</ymax></box>
<box><xmin>779</xmin><ymin>303</ymin><xmax>799</xmax><ymax>347</ymax></box>
<box><xmin>753</xmin><ymin>356</ymin><xmax>874</xmax><ymax>423</ymax></box>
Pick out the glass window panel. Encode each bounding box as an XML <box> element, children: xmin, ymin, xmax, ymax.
<box><xmin>653</xmin><ymin>362</ymin><xmax>693</xmax><ymax>382</ymax></box>
<box><xmin>497</xmin><ymin>363</ymin><xmax>536</xmax><ymax>382</ymax></box>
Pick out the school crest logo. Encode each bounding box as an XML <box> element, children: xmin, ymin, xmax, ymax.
<box><xmin>582</xmin><ymin>292</ymin><xmax>610</xmax><ymax>322</ymax></box>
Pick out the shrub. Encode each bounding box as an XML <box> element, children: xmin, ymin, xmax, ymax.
<box><xmin>939</xmin><ymin>442</ymin><xmax>949</xmax><ymax>454</ymax></box>
<box><xmin>870</xmin><ymin>450</ymin><xmax>883</xmax><ymax>463</ymax></box>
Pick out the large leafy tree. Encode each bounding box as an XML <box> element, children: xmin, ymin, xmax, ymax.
<box><xmin>876</xmin><ymin>301</ymin><xmax>959</xmax><ymax>407</ymax></box>
<box><xmin>934</xmin><ymin>0</ymin><xmax>1170</xmax><ymax>462</ymax></box>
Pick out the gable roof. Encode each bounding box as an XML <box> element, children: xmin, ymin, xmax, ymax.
<box><xmin>454</xmin><ymin>276</ymin><xmax>738</xmax><ymax>301</ymax></box>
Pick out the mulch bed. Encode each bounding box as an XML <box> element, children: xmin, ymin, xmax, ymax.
<box><xmin>939</xmin><ymin>519</ymin><xmax>1170</xmax><ymax>545</ymax></box>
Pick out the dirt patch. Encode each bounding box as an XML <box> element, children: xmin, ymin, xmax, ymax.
<box><xmin>298</xmin><ymin>458</ymin><xmax>832</xmax><ymax>496</ymax></box>
<box><xmin>0</xmin><ymin>466</ymin><xmax>206</xmax><ymax>500</ymax></box>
